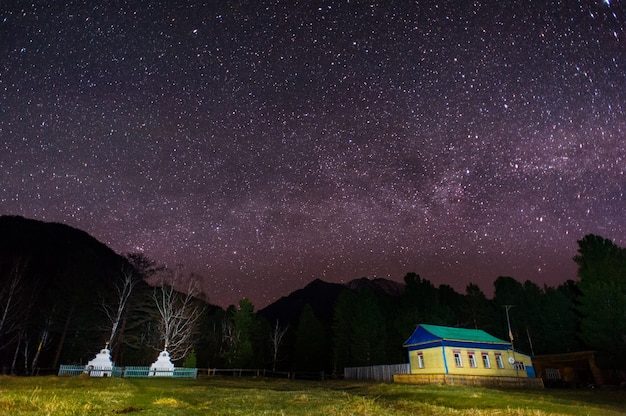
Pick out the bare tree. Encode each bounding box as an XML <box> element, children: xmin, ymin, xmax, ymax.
<box><xmin>29</xmin><ymin>314</ymin><xmax>53</xmax><ymax>375</ymax></box>
<box><xmin>220</xmin><ymin>315</ymin><xmax>240</xmax><ymax>366</ymax></box>
<box><xmin>152</xmin><ymin>270</ymin><xmax>205</xmax><ymax>362</ymax></box>
<box><xmin>0</xmin><ymin>257</ymin><xmax>28</xmax><ymax>346</ymax></box>
<box><xmin>269</xmin><ymin>320</ymin><xmax>289</xmax><ymax>372</ymax></box>
<box><xmin>102</xmin><ymin>266</ymin><xmax>138</xmax><ymax>353</ymax></box>
<box><xmin>10</xmin><ymin>270</ymin><xmax>38</xmax><ymax>374</ymax></box>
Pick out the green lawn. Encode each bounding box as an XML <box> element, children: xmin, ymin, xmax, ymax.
<box><xmin>0</xmin><ymin>375</ymin><xmax>624</xmax><ymax>415</ymax></box>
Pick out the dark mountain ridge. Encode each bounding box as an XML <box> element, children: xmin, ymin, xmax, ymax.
<box><xmin>0</xmin><ymin>215</ymin><xmax>133</xmax><ymax>371</ymax></box>
<box><xmin>345</xmin><ymin>276</ymin><xmax>405</xmax><ymax>297</ymax></box>
<box><xmin>258</xmin><ymin>276</ymin><xmax>405</xmax><ymax>326</ymax></box>
<box><xmin>258</xmin><ymin>279</ymin><xmax>345</xmax><ymax>325</ymax></box>
<box><xmin>0</xmin><ymin>214</ymin><xmax>124</xmax><ymax>272</ymax></box>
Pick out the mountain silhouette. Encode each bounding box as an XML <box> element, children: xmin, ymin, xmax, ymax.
<box><xmin>0</xmin><ymin>215</ymin><xmax>133</xmax><ymax>371</ymax></box>
<box><xmin>259</xmin><ymin>276</ymin><xmax>405</xmax><ymax>326</ymax></box>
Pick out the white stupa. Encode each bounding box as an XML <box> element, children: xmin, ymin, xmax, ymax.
<box><xmin>85</xmin><ymin>344</ymin><xmax>113</xmax><ymax>377</ymax></box>
<box><xmin>149</xmin><ymin>347</ymin><xmax>174</xmax><ymax>376</ymax></box>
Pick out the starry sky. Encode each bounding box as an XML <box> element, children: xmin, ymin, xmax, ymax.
<box><xmin>1</xmin><ymin>0</ymin><xmax>625</xmax><ymax>308</ymax></box>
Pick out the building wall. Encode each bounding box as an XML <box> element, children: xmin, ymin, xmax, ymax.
<box><xmin>409</xmin><ymin>346</ymin><xmax>532</xmax><ymax>378</ymax></box>
<box><xmin>408</xmin><ymin>347</ymin><xmax>446</xmax><ymax>373</ymax></box>
<box><xmin>394</xmin><ymin>373</ymin><xmax>544</xmax><ymax>388</ymax></box>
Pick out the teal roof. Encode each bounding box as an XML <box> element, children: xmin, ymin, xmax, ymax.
<box><xmin>403</xmin><ymin>324</ymin><xmax>509</xmax><ymax>348</ymax></box>
<box><xmin>421</xmin><ymin>324</ymin><xmax>506</xmax><ymax>343</ymax></box>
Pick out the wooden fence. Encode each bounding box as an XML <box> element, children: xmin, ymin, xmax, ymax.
<box><xmin>344</xmin><ymin>364</ymin><xmax>411</xmax><ymax>382</ymax></box>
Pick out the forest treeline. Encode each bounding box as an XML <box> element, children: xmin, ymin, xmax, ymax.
<box><xmin>1</xmin><ymin>216</ymin><xmax>625</xmax><ymax>375</ymax></box>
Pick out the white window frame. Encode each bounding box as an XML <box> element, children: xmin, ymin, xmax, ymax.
<box><xmin>495</xmin><ymin>353</ymin><xmax>504</xmax><ymax>369</ymax></box>
<box><xmin>468</xmin><ymin>352</ymin><xmax>477</xmax><ymax>368</ymax></box>
<box><xmin>417</xmin><ymin>352</ymin><xmax>425</xmax><ymax>369</ymax></box>
<box><xmin>453</xmin><ymin>351</ymin><xmax>463</xmax><ymax>367</ymax></box>
<box><xmin>481</xmin><ymin>352</ymin><xmax>491</xmax><ymax>368</ymax></box>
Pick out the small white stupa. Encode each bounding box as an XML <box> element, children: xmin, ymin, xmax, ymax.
<box><xmin>149</xmin><ymin>347</ymin><xmax>174</xmax><ymax>377</ymax></box>
<box><xmin>85</xmin><ymin>344</ymin><xmax>113</xmax><ymax>377</ymax></box>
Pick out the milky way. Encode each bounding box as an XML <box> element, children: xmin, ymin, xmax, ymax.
<box><xmin>1</xmin><ymin>1</ymin><xmax>625</xmax><ymax>307</ymax></box>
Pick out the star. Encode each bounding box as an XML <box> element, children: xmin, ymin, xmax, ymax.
<box><xmin>1</xmin><ymin>1</ymin><xmax>625</xmax><ymax>307</ymax></box>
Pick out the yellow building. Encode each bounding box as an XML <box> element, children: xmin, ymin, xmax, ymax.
<box><xmin>395</xmin><ymin>324</ymin><xmax>541</xmax><ymax>387</ymax></box>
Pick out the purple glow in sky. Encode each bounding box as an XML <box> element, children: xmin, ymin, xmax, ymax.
<box><xmin>2</xmin><ymin>1</ymin><xmax>625</xmax><ymax>307</ymax></box>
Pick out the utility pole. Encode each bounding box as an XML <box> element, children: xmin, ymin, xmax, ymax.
<box><xmin>504</xmin><ymin>305</ymin><xmax>518</xmax><ymax>377</ymax></box>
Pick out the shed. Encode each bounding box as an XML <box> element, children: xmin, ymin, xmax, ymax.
<box><xmin>532</xmin><ymin>351</ymin><xmax>603</xmax><ymax>387</ymax></box>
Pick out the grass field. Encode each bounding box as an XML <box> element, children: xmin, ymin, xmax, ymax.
<box><xmin>0</xmin><ymin>375</ymin><xmax>625</xmax><ymax>415</ymax></box>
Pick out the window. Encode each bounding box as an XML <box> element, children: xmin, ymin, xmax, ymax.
<box><xmin>495</xmin><ymin>353</ymin><xmax>504</xmax><ymax>369</ymax></box>
<box><xmin>468</xmin><ymin>352</ymin><xmax>477</xmax><ymax>368</ymax></box>
<box><xmin>481</xmin><ymin>352</ymin><xmax>490</xmax><ymax>368</ymax></box>
<box><xmin>417</xmin><ymin>352</ymin><xmax>425</xmax><ymax>369</ymax></box>
<box><xmin>453</xmin><ymin>350</ymin><xmax>463</xmax><ymax>367</ymax></box>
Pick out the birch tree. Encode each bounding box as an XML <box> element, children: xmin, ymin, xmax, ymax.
<box><xmin>102</xmin><ymin>266</ymin><xmax>138</xmax><ymax>354</ymax></box>
<box><xmin>0</xmin><ymin>257</ymin><xmax>28</xmax><ymax>346</ymax></box>
<box><xmin>269</xmin><ymin>320</ymin><xmax>289</xmax><ymax>372</ymax></box>
<box><xmin>29</xmin><ymin>314</ymin><xmax>52</xmax><ymax>375</ymax></box>
<box><xmin>152</xmin><ymin>272</ymin><xmax>205</xmax><ymax>362</ymax></box>
<box><xmin>220</xmin><ymin>312</ymin><xmax>240</xmax><ymax>366</ymax></box>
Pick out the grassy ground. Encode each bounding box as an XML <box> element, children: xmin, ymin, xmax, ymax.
<box><xmin>0</xmin><ymin>375</ymin><xmax>625</xmax><ymax>415</ymax></box>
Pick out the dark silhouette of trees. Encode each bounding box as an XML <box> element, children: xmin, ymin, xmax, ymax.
<box><xmin>493</xmin><ymin>276</ymin><xmax>526</xmax><ymax>348</ymax></box>
<box><xmin>218</xmin><ymin>299</ymin><xmax>267</xmax><ymax>368</ymax></box>
<box><xmin>293</xmin><ymin>304</ymin><xmax>329</xmax><ymax>371</ymax></box>
<box><xmin>540</xmin><ymin>281</ymin><xmax>581</xmax><ymax>354</ymax></box>
<box><xmin>332</xmin><ymin>289</ymin><xmax>357</xmax><ymax>371</ymax></box>
<box><xmin>394</xmin><ymin>273</ymin><xmax>444</xmax><ymax>340</ymax></box>
<box><xmin>350</xmin><ymin>288</ymin><xmax>386</xmax><ymax>366</ymax></box>
<box><xmin>193</xmin><ymin>306</ymin><xmax>227</xmax><ymax>368</ymax></box>
<box><xmin>492</xmin><ymin>276</ymin><xmax>578</xmax><ymax>356</ymax></box>
<box><xmin>574</xmin><ymin>234</ymin><xmax>626</xmax><ymax>366</ymax></box>
<box><xmin>229</xmin><ymin>298</ymin><xmax>256</xmax><ymax>368</ymax></box>
<box><xmin>437</xmin><ymin>284</ymin><xmax>466</xmax><ymax>326</ymax></box>
<box><xmin>332</xmin><ymin>288</ymin><xmax>386</xmax><ymax>371</ymax></box>
<box><xmin>463</xmin><ymin>283</ymin><xmax>497</xmax><ymax>332</ymax></box>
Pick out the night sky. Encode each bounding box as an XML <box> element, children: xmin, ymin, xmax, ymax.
<box><xmin>2</xmin><ymin>1</ymin><xmax>625</xmax><ymax>308</ymax></box>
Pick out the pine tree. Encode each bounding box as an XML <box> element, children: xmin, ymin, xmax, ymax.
<box><xmin>293</xmin><ymin>304</ymin><xmax>328</xmax><ymax>371</ymax></box>
<box><xmin>350</xmin><ymin>288</ymin><xmax>386</xmax><ymax>366</ymax></box>
<box><xmin>574</xmin><ymin>234</ymin><xmax>626</xmax><ymax>365</ymax></box>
